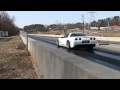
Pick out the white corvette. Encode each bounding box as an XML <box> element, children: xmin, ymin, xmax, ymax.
<box><xmin>56</xmin><ymin>32</ymin><xmax>97</xmax><ymax>49</ymax></box>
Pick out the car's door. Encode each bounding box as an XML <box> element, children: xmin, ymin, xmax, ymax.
<box><xmin>61</xmin><ymin>33</ymin><xmax>69</xmax><ymax>46</ymax></box>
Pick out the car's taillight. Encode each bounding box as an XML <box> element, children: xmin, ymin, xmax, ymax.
<box><xmin>93</xmin><ymin>38</ymin><xmax>96</xmax><ymax>40</ymax></box>
<box><xmin>90</xmin><ymin>38</ymin><xmax>92</xmax><ymax>40</ymax></box>
<box><xmin>79</xmin><ymin>38</ymin><xmax>81</xmax><ymax>40</ymax></box>
<box><xmin>75</xmin><ymin>38</ymin><xmax>78</xmax><ymax>40</ymax></box>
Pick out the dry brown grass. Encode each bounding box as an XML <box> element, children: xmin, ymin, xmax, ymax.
<box><xmin>110</xmin><ymin>25</ymin><xmax>120</xmax><ymax>28</ymax></box>
<box><xmin>0</xmin><ymin>36</ymin><xmax>37</xmax><ymax>79</ymax></box>
<box><xmin>39</xmin><ymin>29</ymin><xmax>88</xmax><ymax>35</ymax></box>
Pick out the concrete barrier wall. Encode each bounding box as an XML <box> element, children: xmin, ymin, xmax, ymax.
<box><xmin>20</xmin><ymin>35</ymin><xmax>120</xmax><ymax>79</ymax></box>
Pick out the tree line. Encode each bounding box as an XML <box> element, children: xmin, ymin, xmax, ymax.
<box><xmin>0</xmin><ymin>11</ymin><xmax>19</xmax><ymax>36</ymax></box>
<box><xmin>91</xmin><ymin>16</ymin><xmax>120</xmax><ymax>27</ymax></box>
<box><xmin>23</xmin><ymin>22</ymin><xmax>85</xmax><ymax>32</ymax></box>
<box><xmin>24</xmin><ymin>24</ymin><xmax>48</xmax><ymax>32</ymax></box>
<box><xmin>23</xmin><ymin>16</ymin><xmax>120</xmax><ymax>32</ymax></box>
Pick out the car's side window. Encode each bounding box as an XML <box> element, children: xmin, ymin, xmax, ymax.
<box><xmin>70</xmin><ymin>33</ymin><xmax>86</xmax><ymax>37</ymax></box>
<box><xmin>64</xmin><ymin>34</ymin><xmax>69</xmax><ymax>38</ymax></box>
<box><xmin>70</xmin><ymin>34</ymin><xmax>74</xmax><ymax>37</ymax></box>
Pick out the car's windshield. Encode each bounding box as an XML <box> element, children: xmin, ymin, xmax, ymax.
<box><xmin>70</xmin><ymin>33</ymin><xmax>86</xmax><ymax>37</ymax></box>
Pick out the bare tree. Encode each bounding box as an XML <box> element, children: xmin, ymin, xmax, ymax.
<box><xmin>0</xmin><ymin>11</ymin><xmax>18</xmax><ymax>36</ymax></box>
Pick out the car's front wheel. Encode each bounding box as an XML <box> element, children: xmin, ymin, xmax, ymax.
<box><xmin>56</xmin><ymin>39</ymin><xmax>60</xmax><ymax>46</ymax></box>
<box><xmin>66</xmin><ymin>41</ymin><xmax>71</xmax><ymax>49</ymax></box>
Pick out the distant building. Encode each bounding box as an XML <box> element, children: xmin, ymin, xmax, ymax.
<box><xmin>0</xmin><ymin>31</ymin><xmax>8</xmax><ymax>37</ymax></box>
<box><xmin>74</xmin><ymin>28</ymin><xmax>80</xmax><ymax>30</ymax></box>
<box><xmin>99</xmin><ymin>27</ymin><xmax>112</xmax><ymax>30</ymax></box>
<box><xmin>90</xmin><ymin>27</ymin><xmax>99</xmax><ymax>30</ymax></box>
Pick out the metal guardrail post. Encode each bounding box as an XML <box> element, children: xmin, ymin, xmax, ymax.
<box><xmin>26</xmin><ymin>31</ymin><xmax>29</xmax><ymax>56</ymax></box>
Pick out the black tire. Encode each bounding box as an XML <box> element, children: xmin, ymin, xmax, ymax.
<box><xmin>87</xmin><ymin>46</ymin><xmax>94</xmax><ymax>50</ymax></box>
<box><xmin>66</xmin><ymin>41</ymin><xmax>71</xmax><ymax>49</ymax></box>
<box><xmin>56</xmin><ymin>39</ymin><xmax>60</xmax><ymax>46</ymax></box>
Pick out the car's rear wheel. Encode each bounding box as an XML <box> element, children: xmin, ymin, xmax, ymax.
<box><xmin>66</xmin><ymin>41</ymin><xmax>71</xmax><ymax>49</ymax></box>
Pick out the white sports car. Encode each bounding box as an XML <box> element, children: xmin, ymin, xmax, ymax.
<box><xmin>56</xmin><ymin>32</ymin><xmax>97</xmax><ymax>49</ymax></box>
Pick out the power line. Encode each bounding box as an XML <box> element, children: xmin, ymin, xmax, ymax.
<box><xmin>88</xmin><ymin>11</ymin><xmax>97</xmax><ymax>27</ymax></box>
<box><xmin>87</xmin><ymin>12</ymin><xmax>97</xmax><ymax>34</ymax></box>
<box><xmin>56</xmin><ymin>19</ymin><xmax>58</xmax><ymax>30</ymax></box>
<box><xmin>81</xmin><ymin>15</ymin><xmax>84</xmax><ymax>33</ymax></box>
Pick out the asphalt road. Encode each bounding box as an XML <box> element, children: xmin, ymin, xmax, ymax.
<box><xmin>28</xmin><ymin>35</ymin><xmax>120</xmax><ymax>71</ymax></box>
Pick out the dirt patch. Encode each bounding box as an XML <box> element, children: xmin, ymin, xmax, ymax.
<box><xmin>0</xmin><ymin>36</ymin><xmax>37</xmax><ymax>79</ymax></box>
<box><xmin>110</xmin><ymin>25</ymin><xmax>120</xmax><ymax>28</ymax></box>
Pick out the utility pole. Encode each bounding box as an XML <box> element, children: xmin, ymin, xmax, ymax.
<box><xmin>56</xmin><ymin>19</ymin><xmax>58</xmax><ymax>30</ymax></box>
<box><xmin>60</xmin><ymin>21</ymin><xmax>61</xmax><ymax>34</ymax></box>
<box><xmin>106</xmin><ymin>19</ymin><xmax>110</xmax><ymax>36</ymax></box>
<box><xmin>63</xmin><ymin>25</ymin><xmax>67</xmax><ymax>34</ymax></box>
<box><xmin>87</xmin><ymin>11</ymin><xmax>97</xmax><ymax>34</ymax></box>
<box><xmin>81</xmin><ymin>15</ymin><xmax>84</xmax><ymax>34</ymax></box>
<box><xmin>107</xmin><ymin>20</ymin><xmax>109</xmax><ymax>28</ymax></box>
